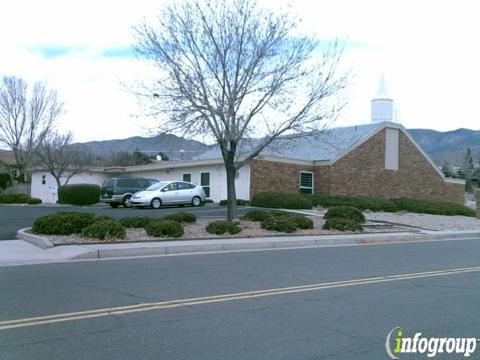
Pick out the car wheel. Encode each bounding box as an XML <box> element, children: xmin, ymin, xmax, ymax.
<box><xmin>151</xmin><ymin>198</ymin><xmax>162</xmax><ymax>209</ymax></box>
<box><xmin>109</xmin><ymin>203</ymin><xmax>119</xmax><ymax>208</ymax></box>
<box><xmin>191</xmin><ymin>196</ymin><xmax>201</xmax><ymax>207</ymax></box>
<box><xmin>122</xmin><ymin>195</ymin><xmax>132</xmax><ymax>208</ymax></box>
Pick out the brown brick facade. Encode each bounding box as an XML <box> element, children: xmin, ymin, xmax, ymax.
<box><xmin>249</xmin><ymin>128</ymin><xmax>465</xmax><ymax>204</ymax></box>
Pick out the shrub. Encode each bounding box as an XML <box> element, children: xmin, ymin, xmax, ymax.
<box><xmin>242</xmin><ymin>210</ymin><xmax>272</xmax><ymax>222</ymax></box>
<box><xmin>0</xmin><ymin>193</ymin><xmax>30</xmax><ymax>204</ymax></box>
<box><xmin>81</xmin><ymin>220</ymin><xmax>126</xmax><ymax>241</ymax></box>
<box><xmin>282</xmin><ymin>213</ymin><xmax>314</xmax><ymax>229</ymax></box>
<box><xmin>251</xmin><ymin>192</ymin><xmax>313</xmax><ymax>209</ymax></box>
<box><xmin>205</xmin><ymin>220</ymin><xmax>241</xmax><ymax>235</ymax></box>
<box><xmin>307</xmin><ymin>194</ymin><xmax>398</xmax><ymax>212</ymax></box>
<box><xmin>145</xmin><ymin>220</ymin><xmax>184</xmax><ymax>238</ymax></box>
<box><xmin>323</xmin><ymin>218</ymin><xmax>363</xmax><ymax>231</ymax></box>
<box><xmin>27</xmin><ymin>197</ymin><xmax>42</xmax><ymax>205</ymax></box>
<box><xmin>391</xmin><ymin>198</ymin><xmax>476</xmax><ymax>217</ymax></box>
<box><xmin>163</xmin><ymin>212</ymin><xmax>197</xmax><ymax>223</ymax></box>
<box><xmin>58</xmin><ymin>184</ymin><xmax>101</xmax><ymax>206</ymax></box>
<box><xmin>0</xmin><ymin>173</ymin><xmax>12</xmax><ymax>190</ymax></box>
<box><xmin>261</xmin><ymin>216</ymin><xmax>297</xmax><ymax>233</ymax></box>
<box><xmin>324</xmin><ymin>206</ymin><xmax>365</xmax><ymax>223</ymax></box>
<box><xmin>219</xmin><ymin>199</ymin><xmax>250</xmax><ymax>206</ymax></box>
<box><xmin>94</xmin><ymin>215</ymin><xmax>117</xmax><ymax>222</ymax></box>
<box><xmin>32</xmin><ymin>212</ymin><xmax>96</xmax><ymax>235</ymax></box>
<box><xmin>119</xmin><ymin>216</ymin><xmax>153</xmax><ymax>228</ymax></box>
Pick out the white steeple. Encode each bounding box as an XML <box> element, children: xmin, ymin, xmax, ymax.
<box><xmin>371</xmin><ymin>73</ymin><xmax>394</xmax><ymax>123</ymax></box>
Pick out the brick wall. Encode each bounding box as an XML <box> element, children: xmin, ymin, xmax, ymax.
<box><xmin>249</xmin><ymin>159</ymin><xmax>314</xmax><ymax>198</ymax></box>
<box><xmin>249</xmin><ymin>128</ymin><xmax>465</xmax><ymax>204</ymax></box>
<box><xmin>327</xmin><ymin>128</ymin><xmax>465</xmax><ymax>204</ymax></box>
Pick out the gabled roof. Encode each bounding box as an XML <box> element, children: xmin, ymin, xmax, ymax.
<box><xmin>196</xmin><ymin>122</ymin><xmax>385</xmax><ymax>162</ymax></box>
<box><xmin>0</xmin><ymin>149</ymin><xmax>15</xmax><ymax>166</ymax></box>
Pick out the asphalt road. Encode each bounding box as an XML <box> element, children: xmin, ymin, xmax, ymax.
<box><xmin>0</xmin><ymin>204</ymin><xmax>251</xmax><ymax>240</ymax></box>
<box><xmin>1</xmin><ymin>239</ymin><xmax>480</xmax><ymax>359</ymax></box>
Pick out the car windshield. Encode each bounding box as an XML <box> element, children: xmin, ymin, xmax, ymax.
<box><xmin>146</xmin><ymin>181</ymin><xmax>169</xmax><ymax>191</ymax></box>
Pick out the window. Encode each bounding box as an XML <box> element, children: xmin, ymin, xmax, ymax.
<box><xmin>235</xmin><ymin>171</ymin><xmax>240</xmax><ymax>179</ymax></box>
<box><xmin>178</xmin><ymin>182</ymin><xmax>195</xmax><ymax>190</ymax></box>
<box><xmin>41</xmin><ymin>175</ymin><xmax>46</xmax><ymax>185</ymax></box>
<box><xmin>166</xmin><ymin>182</ymin><xmax>179</xmax><ymax>191</ymax></box>
<box><xmin>299</xmin><ymin>171</ymin><xmax>313</xmax><ymax>194</ymax></box>
<box><xmin>200</xmin><ymin>172</ymin><xmax>210</xmax><ymax>198</ymax></box>
<box><xmin>182</xmin><ymin>173</ymin><xmax>191</xmax><ymax>182</ymax></box>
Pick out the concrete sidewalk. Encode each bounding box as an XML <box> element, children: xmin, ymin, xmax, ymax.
<box><xmin>3</xmin><ymin>229</ymin><xmax>480</xmax><ymax>267</ymax></box>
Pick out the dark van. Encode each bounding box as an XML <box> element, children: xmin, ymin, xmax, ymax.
<box><xmin>100</xmin><ymin>177</ymin><xmax>158</xmax><ymax>208</ymax></box>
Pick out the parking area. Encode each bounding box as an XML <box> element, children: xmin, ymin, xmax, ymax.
<box><xmin>0</xmin><ymin>204</ymin><xmax>252</xmax><ymax>240</ymax></box>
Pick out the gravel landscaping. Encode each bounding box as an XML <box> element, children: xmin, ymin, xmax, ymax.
<box><xmin>40</xmin><ymin>217</ymin><xmax>404</xmax><ymax>245</ymax></box>
<box><xmin>365</xmin><ymin>212</ymin><xmax>480</xmax><ymax>231</ymax></box>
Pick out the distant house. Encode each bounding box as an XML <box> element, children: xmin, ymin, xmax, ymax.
<box><xmin>0</xmin><ymin>150</ymin><xmax>16</xmax><ymax>174</ymax></box>
<box><xmin>30</xmin><ymin>121</ymin><xmax>465</xmax><ymax>204</ymax></box>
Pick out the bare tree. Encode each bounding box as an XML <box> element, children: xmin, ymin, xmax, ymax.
<box><xmin>34</xmin><ymin>132</ymin><xmax>93</xmax><ymax>190</ymax></box>
<box><xmin>0</xmin><ymin>76</ymin><xmax>63</xmax><ymax>179</ymax></box>
<box><xmin>134</xmin><ymin>0</ymin><xmax>347</xmax><ymax>221</ymax></box>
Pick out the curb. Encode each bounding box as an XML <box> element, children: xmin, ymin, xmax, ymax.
<box><xmin>15</xmin><ymin>228</ymin><xmax>480</xmax><ymax>261</ymax></box>
<box><xmin>16</xmin><ymin>228</ymin><xmax>54</xmax><ymax>249</ymax></box>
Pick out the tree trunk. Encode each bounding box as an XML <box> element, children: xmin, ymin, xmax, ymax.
<box><xmin>225</xmin><ymin>157</ymin><xmax>237</xmax><ymax>223</ymax></box>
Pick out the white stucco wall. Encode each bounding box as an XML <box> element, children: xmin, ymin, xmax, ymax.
<box><xmin>30</xmin><ymin>162</ymin><xmax>251</xmax><ymax>204</ymax></box>
<box><xmin>127</xmin><ymin>163</ymin><xmax>251</xmax><ymax>202</ymax></box>
<box><xmin>31</xmin><ymin>171</ymin><xmax>107</xmax><ymax>204</ymax></box>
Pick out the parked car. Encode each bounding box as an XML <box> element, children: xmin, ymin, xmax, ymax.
<box><xmin>100</xmin><ymin>177</ymin><xmax>158</xmax><ymax>208</ymax></box>
<box><xmin>130</xmin><ymin>181</ymin><xmax>207</xmax><ymax>209</ymax></box>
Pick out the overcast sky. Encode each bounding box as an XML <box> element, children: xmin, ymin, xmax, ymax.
<box><xmin>1</xmin><ymin>0</ymin><xmax>479</xmax><ymax>143</ymax></box>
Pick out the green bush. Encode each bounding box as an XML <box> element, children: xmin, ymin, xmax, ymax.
<box><xmin>205</xmin><ymin>221</ymin><xmax>241</xmax><ymax>235</ymax></box>
<box><xmin>324</xmin><ymin>206</ymin><xmax>365</xmax><ymax>223</ymax></box>
<box><xmin>0</xmin><ymin>193</ymin><xmax>30</xmax><ymax>203</ymax></box>
<box><xmin>163</xmin><ymin>212</ymin><xmax>197</xmax><ymax>223</ymax></box>
<box><xmin>27</xmin><ymin>197</ymin><xmax>42</xmax><ymax>205</ymax></box>
<box><xmin>94</xmin><ymin>215</ymin><xmax>117</xmax><ymax>222</ymax></box>
<box><xmin>261</xmin><ymin>216</ymin><xmax>297</xmax><ymax>233</ymax></box>
<box><xmin>391</xmin><ymin>198</ymin><xmax>476</xmax><ymax>217</ymax></box>
<box><xmin>219</xmin><ymin>199</ymin><xmax>250</xmax><ymax>206</ymax></box>
<box><xmin>251</xmin><ymin>192</ymin><xmax>313</xmax><ymax>209</ymax></box>
<box><xmin>145</xmin><ymin>220</ymin><xmax>184</xmax><ymax>238</ymax></box>
<box><xmin>32</xmin><ymin>212</ymin><xmax>96</xmax><ymax>235</ymax></box>
<box><xmin>242</xmin><ymin>210</ymin><xmax>272</xmax><ymax>222</ymax></box>
<box><xmin>119</xmin><ymin>216</ymin><xmax>153</xmax><ymax>228</ymax></box>
<box><xmin>307</xmin><ymin>194</ymin><xmax>398</xmax><ymax>212</ymax></box>
<box><xmin>81</xmin><ymin>220</ymin><xmax>126</xmax><ymax>241</ymax></box>
<box><xmin>323</xmin><ymin>218</ymin><xmax>363</xmax><ymax>231</ymax></box>
<box><xmin>282</xmin><ymin>213</ymin><xmax>314</xmax><ymax>229</ymax></box>
<box><xmin>58</xmin><ymin>184</ymin><xmax>101</xmax><ymax>206</ymax></box>
<box><xmin>0</xmin><ymin>173</ymin><xmax>12</xmax><ymax>190</ymax></box>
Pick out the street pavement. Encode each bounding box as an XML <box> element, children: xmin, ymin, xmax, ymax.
<box><xmin>1</xmin><ymin>238</ymin><xmax>479</xmax><ymax>359</ymax></box>
<box><xmin>0</xmin><ymin>204</ymin><xmax>251</xmax><ymax>240</ymax></box>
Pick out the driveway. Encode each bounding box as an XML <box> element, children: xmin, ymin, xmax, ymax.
<box><xmin>0</xmin><ymin>204</ymin><xmax>252</xmax><ymax>240</ymax></box>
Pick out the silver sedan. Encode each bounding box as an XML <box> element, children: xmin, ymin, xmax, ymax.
<box><xmin>130</xmin><ymin>181</ymin><xmax>207</xmax><ymax>209</ymax></box>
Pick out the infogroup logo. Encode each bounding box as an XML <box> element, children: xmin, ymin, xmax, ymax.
<box><xmin>385</xmin><ymin>327</ymin><xmax>478</xmax><ymax>359</ymax></box>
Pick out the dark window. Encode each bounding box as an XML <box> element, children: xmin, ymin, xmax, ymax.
<box><xmin>103</xmin><ymin>179</ymin><xmax>115</xmax><ymax>188</ymax></box>
<box><xmin>200</xmin><ymin>172</ymin><xmax>210</xmax><ymax>198</ymax></box>
<box><xmin>177</xmin><ymin>182</ymin><xmax>190</xmax><ymax>190</ymax></box>
<box><xmin>299</xmin><ymin>172</ymin><xmax>313</xmax><ymax>194</ymax></box>
<box><xmin>165</xmin><ymin>182</ymin><xmax>178</xmax><ymax>191</ymax></box>
<box><xmin>41</xmin><ymin>175</ymin><xmax>46</xmax><ymax>185</ymax></box>
<box><xmin>182</xmin><ymin>173</ymin><xmax>191</xmax><ymax>182</ymax></box>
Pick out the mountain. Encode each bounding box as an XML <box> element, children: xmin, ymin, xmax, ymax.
<box><xmin>75</xmin><ymin>133</ymin><xmax>210</xmax><ymax>162</ymax></box>
<box><xmin>407</xmin><ymin>128</ymin><xmax>480</xmax><ymax>166</ymax></box>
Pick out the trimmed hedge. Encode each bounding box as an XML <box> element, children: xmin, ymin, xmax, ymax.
<box><xmin>163</xmin><ymin>212</ymin><xmax>197</xmax><ymax>223</ymax></box>
<box><xmin>81</xmin><ymin>220</ymin><xmax>126</xmax><ymax>241</ymax></box>
<box><xmin>58</xmin><ymin>184</ymin><xmax>101</xmax><ymax>206</ymax></box>
<box><xmin>324</xmin><ymin>206</ymin><xmax>365</xmax><ymax>223</ymax></box>
<box><xmin>145</xmin><ymin>220</ymin><xmax>184</xmax><ymax>238</ymax></box>
<box><xmin>119</xmin><ymin>216</ymin><xmax>153</xmax><ymax>228</ymax></box>
<box><xmin>32</xmin><ymin>212</ymin><xmax>96</xmax><ymax>235</ymax></box>
<box><xmin>0</xmin><ymin>193</ymin><xmax>31</xmax><ymax>204</ymax></box>
<box><xmin>283</xmin><ymin>213</ymin><xmax>314</xmax><ymax>229</ymax></box>
<box><xmin>219</xmin><ymin>199</ymin><xmax>250</xmax><ymax>206</ymax></box>
<box><xmin>205</xmin><ymin>221</ymin><xmax>241</xmax><ymax>235</ymax></box>
<box><xmin>0</xmin><ymin>173</ymin><xmax>12</xmax><ymax>190</ymax></box>
<box><xmin>307</xmin><ymin>194</ymin><xmax>398</xmax><ymax>212</ymax></box>
<box><xmin>261</xmin><ymin>216</ymin><xmax>297</xmax><ymax>233</ymax></box>
<box><xmin>323</xmin><ymin>218</ymin><xmax>363</xmax><ymax>231</ymax></box>
<box><xmin>27</xmin><ymin>197</ymin><xmax>42</xmax><ymax>205</ymax></box>
<box><xmin>391</xmin><ymin>198</ymin><xmax>476</xmax><ymax>217</ymax></box>
<box><xmin>251</xmin><ymin>192</ymin><xmax>313</xmax><ymax>209</ymax></box>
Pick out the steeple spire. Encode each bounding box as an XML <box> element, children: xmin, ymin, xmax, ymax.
<box><xmin>376</xmin><ymin>73</ymin><xmax>389</xmax><ymax>98</ymax></box>
<box><xmin>371</xmin><ymin>73</ymin><xmax>394</xmax><ymax>123</ymax></box>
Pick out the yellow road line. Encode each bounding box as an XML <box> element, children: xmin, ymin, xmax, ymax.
<box><xmin>1</xmin><ymin>266</ymin><xmax>479</xmax><ymax>331</ymax></box>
